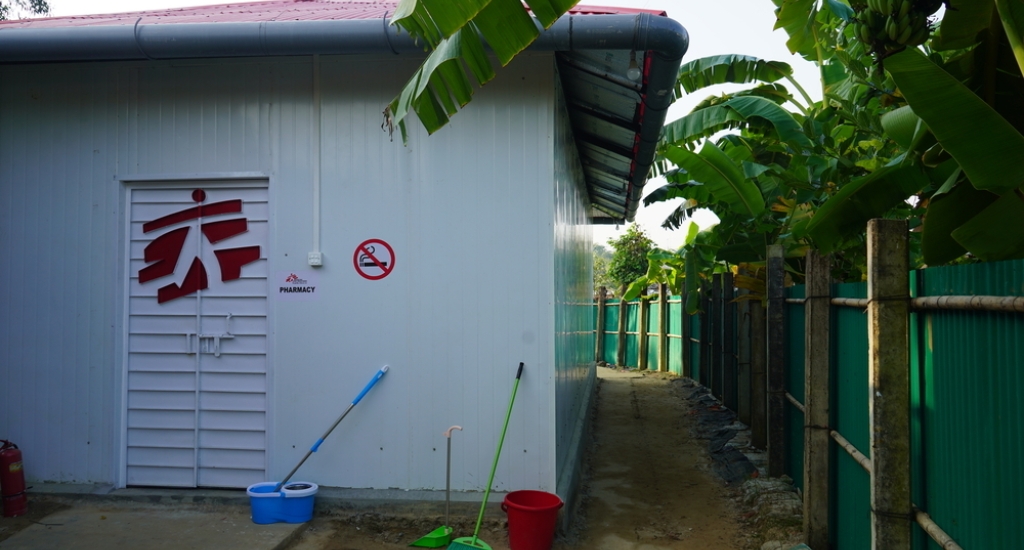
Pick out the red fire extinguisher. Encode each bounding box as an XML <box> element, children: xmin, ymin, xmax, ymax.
<box><xmin>0</xmin><ymin>439</ymin><xmax>27</xmax><ymax>517</ymax></box>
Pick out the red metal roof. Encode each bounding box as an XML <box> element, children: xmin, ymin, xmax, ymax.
<box><xmin>0</xmin><ymin>1</ymin><xmax>665</xmax><ymax>29</ymax></box>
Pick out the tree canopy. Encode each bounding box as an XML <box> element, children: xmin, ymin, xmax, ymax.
<box><xmin>0</xmin><ymin>0</ymin><xmax>49</xmax><ymax>20</ymax></box>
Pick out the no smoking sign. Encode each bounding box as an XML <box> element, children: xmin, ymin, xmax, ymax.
<box><xmin>353</xmin><ymin>239</ymin><xmax>395</xmax><ymax>280</ymax></box>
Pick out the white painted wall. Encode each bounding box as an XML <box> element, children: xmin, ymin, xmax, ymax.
<box><xmin>0</xmin><ymin>52</ymin><xmax>591</xmax><ymax>494</ymax></box>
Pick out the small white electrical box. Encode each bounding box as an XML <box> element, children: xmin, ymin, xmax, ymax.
<box><xmin>307</xmin><ymin>251</ymin><xmax>323</xmax><ymax>267</ymax></box>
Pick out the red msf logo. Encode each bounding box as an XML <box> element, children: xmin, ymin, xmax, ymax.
<box><xmin>138</xmin><ymin>189</ymin><xmax>260</xmax><ymax>303</ymax></box>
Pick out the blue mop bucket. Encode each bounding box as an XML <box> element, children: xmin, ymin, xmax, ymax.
<box><xmin>247</xmin><ymin>481</ymin><xmax>318</xmax><ymax>524</ymax></box>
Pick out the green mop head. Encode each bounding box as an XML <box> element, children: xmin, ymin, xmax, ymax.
<box><xmin>447</xmin><ymin>537</ymin><xmax>492</xmax><ymax>550</ymax></box>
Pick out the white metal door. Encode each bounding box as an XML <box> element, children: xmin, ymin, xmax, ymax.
<box><xmin>126</xmin><ymin>184</ymin><xmax>269</xmax><ymax>488</ymax></box>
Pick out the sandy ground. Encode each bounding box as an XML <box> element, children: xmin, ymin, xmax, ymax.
<box><xmin>285</xmin><ymin>367</ymin><xmax>747</xmax><ymax>550</ymax></box>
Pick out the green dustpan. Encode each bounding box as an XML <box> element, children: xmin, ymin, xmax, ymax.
<box><xmin>410</xmin><ymin>525</ymin><xmax>452</xmax><ymax>548</ymax></box>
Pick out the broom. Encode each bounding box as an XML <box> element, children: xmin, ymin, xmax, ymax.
<box><xmin>448</xmin><ymin>362</ymin><xmax>524</xmax><ymax>550</ymax></box>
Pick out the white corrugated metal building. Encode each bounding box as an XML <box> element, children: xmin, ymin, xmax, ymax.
<box><xmin>0</xmin><ymin>0</ymin><xmax>686</xmax><ymax>507</ymax></box>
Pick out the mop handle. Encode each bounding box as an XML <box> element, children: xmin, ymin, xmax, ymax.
<box><xmin>470</xmin><ymin>362</ymin><xmax>524</xmax><ymax>544</ymax></box>
<box><xmin>275</xmin><ymin>365</ymin><xmax>389</xmax><ymax>492</ymax></box>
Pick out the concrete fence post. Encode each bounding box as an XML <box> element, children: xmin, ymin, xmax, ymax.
<box><xmin>766</xmin><ymin>244</ymin><xmax>786</xmax><ymax>477</ymax></box>
<box><xmin>867</xmin><ymin>219</ymin><xmax>912</xmax><ymax>550</ymax></box>
<box><xmin>639</xmin><ymin>290</ymin><xmax>650</xmax><ymax>371</ymax></box>
<box><xmin>723</xmin><ymin>271</ymin><xmax>737</xmax><ymax>411</ymax></box>
<box><xmin>617</xmin><ymin>285</ymin><xmax>628</xmax><ymax>367</ymax></box>
<box><xmin>596</xmin><ymin>286</ymin><xmax>607</xmax><ymax>363</ymax></box>
<box><xmin>804</xmin><ymin>250</ymin><xmax>832</xmax><ymax>549</ymax></box>
<box><xmin>750</xmin><ymin>295</ymin><xmax>767</xmax><ymax>450</ymax></box>
<box><xmin>659</xmin><ymin>283</ymin><xmax>669</xmax><ymax>372</ymax></box>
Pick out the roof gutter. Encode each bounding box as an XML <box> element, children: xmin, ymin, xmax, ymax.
<box><xmin>0</xmin><ymin>13</ymin><xmax>687</xmax><ymax>221</ymax></box>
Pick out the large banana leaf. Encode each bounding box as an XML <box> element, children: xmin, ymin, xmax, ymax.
<box><xmin>661</xmin><ymin>96</ymin><xmax>811</xmax><ymax>149</ymax></box>
<box><xmin>663</xmin><ymin>143</ymin><xmax>766</xmax><ymax>218</ymax></box>
<box><xmin>389</xmin><ymin>0</ymin><xmax>578</xmax><ymax>140</ymax></box>
<box><xmin>886</xmin><ymin>49</ymin><xmax>1024</xmax><ymax>194</ymax></box>
<box><xmin>675</xmin><ymin>55</ymin><xmax>793</xmax><ymax>96</ymax></box>
<box><xmin>951</xmin><ymin>191</ymin><xmax>1024</xmax><ymax>261</ymax></box>
<box><xmin>806</xmin><ymin>162</ymin><xmax>930</xmax><ymax>253</ymax></box>
<box><xmin>932</xmin><ymin>0</ymin><xmax>994</xmax><ymax>51</ymax></box>
<box><xmin>772</xmin><ymin>0</ymin><xmax>818</xmax><ymax>60</ymax></box>
<box><xmin>995</xmin><ymin>0</ymin><xmax>1024</xmax><ymax>75</ymax></box>
<box><xmin>921</xmin><ymin>182</ymin><xmax>999</xmax><ymax>265</ymax></box>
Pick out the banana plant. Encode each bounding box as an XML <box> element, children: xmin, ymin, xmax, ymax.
<box><xmin>791</xmin><ymin>0</ymin><xmax>1024</xmax><ymax>264</ymax></box>
<box><xmin>385</xmin><ymin>0</ymin><xmax>579</xmax><ymax>142</ymax></box>
<box><xmin>645</xmin><ymin>42</ymin><xmax>907</xmax><ymax>288</ymax></box>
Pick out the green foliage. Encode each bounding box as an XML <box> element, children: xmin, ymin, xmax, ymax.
<box><xmin>606</xmin><ymin>224</ymin><xmax>653</xmax><ymax>290</ymax></box>
<box><xmin>593</xmin><ymin>245</ymin><xmax>615</xmax><ymax>292</ymax></box>
<box><xmin>0</xmin><ymin>0</ymin><xmax>50</xmax><ymax>20</ymax></box>
<box><xmin>386</xmin><ymin>0</ymin><xmax>579</xmax><ymax>142</ymax></box>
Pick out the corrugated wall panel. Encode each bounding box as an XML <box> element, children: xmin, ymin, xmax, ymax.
<box><xmin>0</xmin><ymin>64</ymin><xmax>126</xmax><ymax>483</ymax></box>
<box><xmin>668</xmin><ymin>297</ymin><xmax>683</xmax><ymax>375</ymax></box>
<box><xmin>552</xmin><ymin>71</ymin><xmax>595</xmax><ymax>498</ymax></box>
<box><xmin>917</xmin><ymin>259</ymin><xmax>1024</xmax><ymax>549</ymax></box>
<box><xmin>831</xmin><ymin>282</ymin><xmax>870</xmax><ymax>550</ymax></box>
<box><xmin>624</xmin><ymin>301</ymin><xmax>639</xmax><ymax>367</ymax></box>
<box><xmin>645</xmin><ymin>301</ymin><xmax>660</xmax><ymax>370</ymax></box>
<box><xmin>602</xmin><ymin>299</ymin><xmax>621</xmax><ymax>364</ymax></box>
<box><xmin>785</xmin><ymin>285</ymin><xmax>805</xmax><ymax>491</ymax></box>
<box><xmin>293</xmin><ymin>53</ymin><xmax>556</xmax><ymax>492</ymax></box>
<box><xmin>2</xmin><ymin>52</ymin><xmax>574</xmax><ymax>495</ymax></box>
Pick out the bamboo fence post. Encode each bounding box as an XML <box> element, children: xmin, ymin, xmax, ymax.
<box><xmin>867</xmin><ymin>219</ymin><xmax>912</xmax><ymax>550</ymax></box>
<box><xmin>723</xmin><ymin>271</ymin><xmax>737</xmax><ymax>411</ymax></box>
<box><xmin>804</xmin><ymin>250</ymin><xmax>832</xmax><ymax>549</ymax></box>
<box><xmin>766</xmin><ymin>244</ymin><xmax>786</xmax><ymax>477</ymax></box>
<box><xmin>617</xmin><ymin>285</ymin><xmax>628</xmax><ymax>367</ymax></box>
<box><xmin>596</xmin><ymin>286</ymin><xmax>607</xmax><ymax>363</ymax></box>
<box><xmin>659</xmin><ymin>283</ymin><xmax>669</xmax><ymax>372</ymax></box>
<box><xmin>750</xmin><ymin>296</ymin><xmax>767</xmax><ymax>450</ymax></box>
<box><xmin>639</xmin><ymin>290</ymin><xmax>650</xmax><ymax>371</ymax></box>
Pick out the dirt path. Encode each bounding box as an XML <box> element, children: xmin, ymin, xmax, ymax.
<box><xmin>288</xmin><ymin>367</ymin><xmax>745</xmax><ymax>549</ymax></box>
<box><xmin>559</xmin><ymin>367</ymin><xmax>743</xmax><ymax>549</ymax></box>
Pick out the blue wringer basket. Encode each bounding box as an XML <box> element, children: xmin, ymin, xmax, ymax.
<box><xmin>247</xmin><ymin>481</ymin><xmax>318</xmax><ymax>524</ymax></box>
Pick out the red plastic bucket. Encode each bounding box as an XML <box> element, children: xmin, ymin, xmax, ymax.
<box><xmin>502</xmin><ymin>490</ymin><xmax>563</xmax><ymax>550</ymax></box>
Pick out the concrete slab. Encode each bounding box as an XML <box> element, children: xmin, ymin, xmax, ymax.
<box><xmin>0</xmin><ymin>504</ymin><xmax>303</xmax><ymax>550</ymax></box>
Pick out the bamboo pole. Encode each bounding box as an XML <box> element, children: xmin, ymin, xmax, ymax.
<box><xmin>596</xmin><ymin>287</ymin><xmax>607</xmax><ymax>363</ymax></box>
<box><xmin>803</xmin><ymin>250</ymin><xmax>831</xmax><ymax>549</ymax></box>
<box><xmin>911</xmin><ymin>295</ymin><xmax>1024</xmax><ymax>312</ymax></box>
<box><xmin>831</xmin><ymin>430</ymin><xmax>871</xmax><ymax>473</ymax></box>
<box><xmin>867</xmin><ymin>219</ymin><xmax>912</xmax><ymax>550</ymax></box>
<box><xmin>659</xmin><ymin>283</ymin><xmax>669</xmax><ymax>372</ymax></box>
<box><xmin>766</xmin><ymin>244</ymin><xmax>786</xmax><ymax>477</ymax></box>
<box><xmin>786</xmin><ymin>392</ymin><xmax>805</xmax><ymax>414</ymax></box>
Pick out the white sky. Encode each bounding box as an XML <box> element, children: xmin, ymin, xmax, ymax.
<box><xmin>44</xmin><ymin>0</ymin><xmax>822</xmax><ymax>251</ymax></box>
